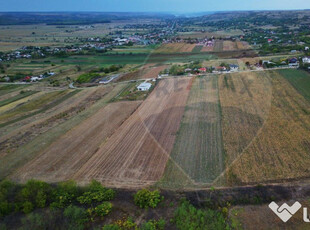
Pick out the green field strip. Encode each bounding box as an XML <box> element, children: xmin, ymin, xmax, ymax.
<box><xmin>0</xmin><ymin>90</ymin><xmax>39</xmax><ymax>107</ymax></box>
<box><xmin>277</xmin><ymin>69</ymin><xmax>310</xmax><ymax>103</ymax></box>
<box><xmin>0</xmin><ymin>84</ymin><xmax>29</xmax><ymax>97</ymax></box>
<box><xmin>0</xmin><ymin>90</ymin><xmax>80</xmax><ymax>128</ymax></box>
<box><xmin>159</xmin><ymin>76</ymin><xmax>224</xmax><ymax>188</ymax></box>
<box><xmin>192</xmin><ymin>45</ymin><xmax>203</xmax><ymax>53</ymax></box>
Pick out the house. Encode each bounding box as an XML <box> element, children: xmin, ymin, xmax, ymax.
<box><xmin>198</xmin><ymin>67</ymin><xmax>206</xmax><ymax>73</ymax></box>
<box><xmin>229</xmin><ymin>64</ymin><xmax>239</xmax><ymax>72</ymax></box>
<box><xmin>288</xmin><ymin>57</ymin><xmax>299</xmax><ymax>67</ymax></box>
<box><xmin>302</xmin><ymin>57</ymin><xmax>310</xmax><ymax>64</ymax></box>
<box><xmin>137</xmin><ymin>82</ymin><xmax>152</xmax><ymax>91</ymax></box>
<box><xmin>216</xmin><ymin>66</ymin><xmax>227</xmax><ymax>72</ymax></box>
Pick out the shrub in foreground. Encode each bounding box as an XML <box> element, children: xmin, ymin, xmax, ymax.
<box><xmin>134</xmin><ymin>189</ymin><xmax>163</xmax><ymax>209</ymax></box>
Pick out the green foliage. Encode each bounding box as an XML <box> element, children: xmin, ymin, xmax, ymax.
<box><xmin>17</xmin><ymin>180</ymin><xmax>51</xmax><ymax>212</ymax></box>
<box><xmin>169</xmin><ymin>65</ymin><xmax>184</xmax><ymax>75</ymax></box>
<box><xmin>0</xmin><ymin>180</ymin><xmax>16</xmax><ymax>217</ymax></box>
<box><xmin>22</xmin><ymin>201</ymin><xmax>34</xmax><ymax>214</ymax></box>
<box><xmin>134</xmin><ymin>189</ymin><xmax>163</xmax><ymax>209</ymax></box>
<box><xmin>140</xmin><ymin>219</ymin><xmax>166</xmax><ymax>230</ymax></box>
<box><xmin>77</xmin><ymin>180</ymin><xmax>115</xmax><ymax>204</ymax></box>
<box><xmin>64</xmin><ymin>205</ymin><xmax>88</xmax><ymax>230</ymax></box>
<box><xmin>90</xmin><ymin>202</ymin><xmax>112</xmax><ymax>217</ymax></box>
<box><xmin>103</xmin><ymin>217</ymin><xmax>137</xmax><ymax>230</ymax></box>
<box><xmin>173</xmin><ymin>200</ymin><xmax>230</xmax><ymax>230</ymax></box>
<box><xmin>20</xmin><ymin>213</ymin><xmax>46</xmax><ymax>230</ymax></box>
<box><xmin>76</xmin><ymin>73</ymin><xmax>100</xmax><ymax>83</ymax></box>
<box><xmin>50</xmin><ymin>180</ymin><xmax>78</xmax><ymax>209</ymax></box>
<box><xmin>0</xmin><ymin>201</ymin><xmax>11</xmax><ymax>217</ymax></box>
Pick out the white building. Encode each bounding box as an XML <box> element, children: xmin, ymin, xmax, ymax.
<box><xmin>302</xmin><ymin>57</ymin><xmax>310</xmax><ymax>64</ymax></box>
<box><xmin>137</xmin><ymin>82</ymin><xmax>152</xmax><ymax>91</ymax></box>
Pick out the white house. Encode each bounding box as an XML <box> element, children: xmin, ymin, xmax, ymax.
<box><xmin>137</xmin><ymin>82</ymin><xmax>152</xmax><ymax>91</ymax></box>
<box><xmin>302</xmin><ymin>57</ymin><xmax>310</xmax><ymax>64</ymax></box>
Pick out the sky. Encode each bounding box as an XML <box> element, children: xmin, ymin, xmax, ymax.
<box><xmin>0</xmin><ymin>0</ymin><xmax>310</xmax><ymax>12</ymax></box>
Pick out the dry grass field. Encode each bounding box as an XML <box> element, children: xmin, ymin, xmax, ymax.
<box><xmin>160</xmin><ymin>76</ymin><xmax>224</xmax><ymax>188</ymax></box>
<box><xmin>223</xmin><ymin>41</ymin><xmax>238</xmax><ymax>51</ymax></box>
<box><xmin>73</xmin><ymin>78</ymin><xmax>191</xmax><ymax>187</ymax></box>
<box><xmin>154</xmin><ymin>43</ymin><xmax>196</xmax><ymax>53</ymax></box>
<box><xmin>218</xmin><ymin>71</ymin><xmax>310</xmax><ymax>185</ymax></box>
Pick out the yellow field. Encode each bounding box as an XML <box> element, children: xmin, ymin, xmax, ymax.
<box><xmin>154</xmin><ymin>43</ymin><xmax>196</xmax><ymax>53</ymax></box>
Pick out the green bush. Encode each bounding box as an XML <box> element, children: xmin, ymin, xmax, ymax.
<box><xmin>0</xmin><ymin>201</ymin><xmax>11</xmax><ymax>217</ymax></box>
<box><xmin>173</xmin><ymin>200</ymin><xmax>229</xmax><ymax>230</ymax></box>
<box><xmin>20</xmin><ymin>213</ymin><xmax>46</xmax><ymax>230</ymax></box>
<box><xmin>63</xmin><ymin>205</ymin><xmax>88</xmax><ymax>230</ymax></box>
<box><xmin>141</xmin><ymin>219</ymin><xmax>166</xmax><ymax>230</ymax></box>
<box><xmin>15</xmin><ymin>180</ymin><xmax>51</xmax><ymax>213</ymax></box>
<box><xmin>51</xmin><ymin>180</ymin><xmax>79</xmax><ymax>209</ymax></box>
<box><xmin>103</xmin><ymin>217</ymin><xmax>137</xmax><ymax>230</ymax></box>
<box><xmin>134</xmin><ymin>189</ymin><xmax>163</xmax><ymax>209</ymax></box>
<box><xmin>22</xmin><ymin>201</ymin><xmax>34</xmax><ymax>214</ymax></box>
<box><xmin>77</xmin><ymin>180</ymin><xmax>115</xmax><ymax>204</ymax></box>
<box><xmin>92</xmin><ymin>202</ymin><xmax>112</xmax><ymax>217</ymax></box>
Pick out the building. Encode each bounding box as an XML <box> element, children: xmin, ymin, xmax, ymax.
<box><xmin>198</xmin><ymin>67</ymin><xmax>206</xmax><ymax>73</ymax></box>
<box><xmin>288</xmin><ymin>57</ymin><xmax>299</xmax><ymax>67</ymax></box>
<box><xmin>302</xmin><ymin>57</ymin><xmax>310</xmax><ymax>64</ymax></box>
<box><xmin>229</xmin><ymin>64</ymin><xmax>239</xmax><ymax>72</ymax></box>
<box><xmin>137</xmin><ymin>82</ymin><xmax>152</xmax><ymax>91</ymax></box>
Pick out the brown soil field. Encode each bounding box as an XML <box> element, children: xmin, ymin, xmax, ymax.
<box><xmin>11</xmin><ymin>100</ymin><xmax>141</xmax><ymax>183</ymax></box>
<box><xmin>73</xmin><ymin>78</ymin><xmax>191</xmax><ymax>188</ymax></box>
<box><xmin>218</xmin><ymin>71</ymin><xmax>310</xmax><ymax>185</ymax></box>
<box><xmin>0</xmin><ymin>84</ymin><xmax>125</xmax><ymax>180</ymax></box>
<box><xmin>223</xmin><ymin>41</ymin><xmax>237</xmax><ymax>51</ymax></box>
<box><xmin>119</xmin><ymin>64</ymin><xmax>168</xmax><ymax>81</ymax></box>
<box><xmin>0</xmin><ymin>86</ymin><xmax>114</xmax><ymax>157</ymax></box>
<box><xmin>154</xmin><ymin>43</ymin><xmax>196</xmax><ymax>53</ymax></box>
<box><xmin>215</xmin><ymin>50</ymin><xmax>258</xmax><ymax>58</ymax></box>
<box><xmin>201</xmin><ymin>45</ymin><xmax>214</xmax><ymax>52</ymax></box>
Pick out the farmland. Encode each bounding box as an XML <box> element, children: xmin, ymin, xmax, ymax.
<box><xmin>11</xmin><ymin>100</ymin><xmax>141</xmax><ymax>183</ymax></box>
<box><xmin>154</xmin><ymin>43</ymin><xmax>197</xmax><ymax>53</ymax></box>
<box><xmin>219</xmin><ymin>70</ymin><xmax>310</xmax><ymax>185</ymax></box>
<box><xmin>160</xmin><ymin>76</ymin><xmax>224</xmax><ymax>188</ymax></box>
<box><xmin>0</xmin><ymin>84</ymin><xmax>126</xmax><ymax>179</ymax></box>
<box><xmin>277</xmin><ymin>68</ymin><xmax>310</xmax><ymax>102</ymax></box>
<box><xmin>73</xmin><ymin>78</ymin><xmax>191</xmax><ymax>187</ymax></box>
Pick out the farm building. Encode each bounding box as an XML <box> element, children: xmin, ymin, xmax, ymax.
<box><xmin>137</xmin><ymin>82</ymin><xmax>152</xmax><ymax>91</ymax></box>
